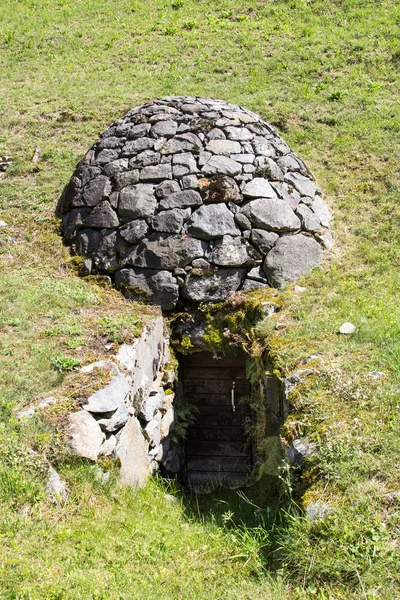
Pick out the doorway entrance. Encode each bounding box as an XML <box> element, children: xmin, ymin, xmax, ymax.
<box><xmin>180</xmin><ymin>352</ymin><xmax>253</xmax><ymax>489</ymax></box>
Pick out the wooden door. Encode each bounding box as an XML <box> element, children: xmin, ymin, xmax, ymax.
<box><xmin>181</xmin><ymin>352</ymin><xmax>253</xmax><ymax>488</ymax></box>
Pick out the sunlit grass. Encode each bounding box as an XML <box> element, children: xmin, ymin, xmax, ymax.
<box><xmin>0</xmin><ymin>0</ymin><xmax>399</xmax><ymax>598</ymax></box>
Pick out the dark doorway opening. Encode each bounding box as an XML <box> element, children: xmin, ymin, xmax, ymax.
<box><xmin>180</xmin><ymin>352</ymin><xmax>253</xmax><ymax>489</ymax></box>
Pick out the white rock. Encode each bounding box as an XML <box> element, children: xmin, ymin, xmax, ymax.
<box><xmin>367</xmin><ymin>371</ymin><xmax>385</xmax><ymax>379</ymax></box>
<box><xmin>225</xmin><ymin>127</ymin><xmax>253</xmax><ymax>141</ymax></box>
<box><xmin>294</xmin><ymin>285</ymin><xmax>307</xmax><ymax>293</ymax></box>
<box><xmin>46</xmin><ymin>466</ymin><xmax>68</xmax><ymax>504</ymax></box>
<box><xmin>305</xmin><ymin>501</ymin><xmax>331</xmax><ymax>522</ymax></box>
<box><xmin>284</xmin><ymin>172</ymin><xmax>317</xmax><ymax>198</ymax></box>
<box><xmin>160</xmin><ymin>406</ymin><xmax>175</xmax><ymax>440</ymax></box>
<box><xmin>97</xmin><ymin>418</ymin><xmax>110</xmax><ymax>430</ymax></box>
<box><xmin>38</xmin><ymin>396</ymin><xmax>58</xmax><ymax>408</ymax></box>
<box><xmin>338</xmin><ymin>322</ymin><xmax>357</xmax><ymax>335</ymax></box>
<box><xmin>115</xmin><ymin>416</ymin><xmax>151</xmax><ymax>488</ymax></box>
<box><xmin>16</xmin><ymin>407</ymin><xmax>36</xmax><ymax>420</ymax></box>
<box><xmin>80</xmin><ymin>360</ymin><xmax>120</xmax><ymax>376</ymax></box>
<box><xmin>116</xmin><ymin>344</ymin><xmax>136</xmax><ymax>371</ymax></box>
<box><xmin>0</xmin><ymin>220</ymin><xmax>8</xmax><ymax>228</ymax></box>
<box><xmin>92</xmin><ymin>465</ymin><xmax>111</xmax><ymax>484</ymax></box>
<box><xmin>201</xmin><ymin>155</ymin><xmax>242</xmax><ymax>177</ymax></box>
<box><xmin>315</xmin><ymin>229</ymin><xmax>334</xmax><ymax>249</ymax></box>
<box><xmin>16</xmin><ymin>397</ymin><xmax>57</xmax><ymax>420</ymax></box>
<box><xmin>100</xmin><ymin>435</ymin><xmax>117</xmax><ymax>456</ymax></box>
<box><xmin>106</xmin><ymin>403</ymin><xmax>129</xmax><ymax>432</ymax></box>
<box><xmin>82</xmin><ymin>376</ymin><xmax>130</xmax><ymax>413</ymax></box>
<box><xmin>242</xmin><ymin>177</ymin><xmax>277</xmax><ymax>199</ymax></box>
<box><xmin>260</xmin><ymin>301</ymin><xmax>280</xmax><ymax>316</ymax></box>
<box><xmin>312</xmin><ymin>195</ymin><xmax>331</xmax><ymax>228</ymax></box>
<box><xmin>145</xmin><ymin>416</ymin><xmax>162</xmax><ymax>447</ymax></box>
<box><xmin>67</xmin><ymin>411</ymin><xmax>105</xmax><ymax>461</ymax></box>
<box><xmin>164</xmin><ymin>493</ymin><xmax>178</xmax><ymax>503</ymax></box>
<box><xmin>140</xmin><ymin>388</ymin><xmax>165</xmax><ymax>421</ymax></box>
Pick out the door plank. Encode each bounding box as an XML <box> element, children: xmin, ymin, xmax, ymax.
<box><xmin>186</xmin><ymin>456</ymin><xmax>251</xmax><ymax>472</ymax></box>
<box><xmin>186</xmin><ymin>472</ymin><xmax>249</xmax><ymax>486</ymax></box>
<box><xmin>188</xmin><ymin>426</ymin><xmax>247</xmax><ymax>442</ymax></box>
<box><xmin>182</xmin><ymin>353</ymin><xmax>246</xmax><ymax>368</ymax></box>
<box><xmin>186</xmin><ymin>440</ymin><xmax>249</xmax><ymax>457</ymax></box>
<box><xmin>193</xmin><ymin>414</ymin><xmax>249</xmax><ymax>428</ymax></box>
<box><xmin>184</xmin><ymin>380</ymin><xmax>250</xmax><ymax>395</ymax></box>
<box><xmin>183</xmin><ymin>366</ymin><xmax>248</xmax><ymax>380</ymax></box>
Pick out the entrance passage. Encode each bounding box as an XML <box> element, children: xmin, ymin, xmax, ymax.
<box><xmin>181</xmin><ymin>352</ymin><xmax>253</xmax><ymax>489</ymax></box>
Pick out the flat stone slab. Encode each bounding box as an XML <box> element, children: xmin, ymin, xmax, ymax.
<box><xmin>201</xmin><ymin>155</ymin><xmax>242</xmax><ymax>177</ymax></box>
<box><xmin>206</xmin><ymin>139</ymin><xmax>242</xmax><ymax>155</ymax></box>
<box><xmin>242</xmin><ymin>198</ymin><xmax>301</xmax><ymax>232</ymax></box>
<box><xmin>83</xmin><ymin>376</ymin><xmax>131</xmax><ymax>413</ymax></box>
<box><xmin>115</xmin><ymin>268</ymin><xmax>179</xmax><ymax>310</ymax></box>
<box><xmin>284</xmin><ymin>172</ymin><xmax>317</xmax><ymax>198</ymax></box>
<box><xmin>127</xmin><ymin>234</ymin><xmax>205</xmax><ymax>270</ymax></box>
<box><xmin>250</xmin><ymin>229</ymin><xmax>279</xmax><ymax>253</ymax></box>
<box><xmin>106</xmin><ymin>403</ymin><xmax>129</xmax><ymax>433</ymax></box>
<box><xmin>115</xmin><ymin>416</ymin><xmax>151</xmax><ymax>488</ymax></box>
<box><xmin>207</xmin><ymin>235</ymin><xmax>254</xmax><ymax>267</ymax></box>
<box><xmin>152</xmin><ymin>208</ymin><xmax>191</xmax><ymax>233</ymax></box>
<box><xmin>187</xmin><ymin>204</ymin><xmax>241</xmax><ymax>239</ymax></box>
<box><xmin>242</xmin><ymin>178</ymin><xmax>277</xmax><ymax>199</ymax></box>
<box><xmin>159</xmin><ymin>189</ymin><xmax>202</xmax><ymax>210</ymax></box>
<box><xmin>139</xmin><ymin>164</ymin><xmax>172</xmax><ymax>182</ymax></box>
<box><xmin>118</xmin><ymin>185</ymin><xmax>157</xmax><ymax>219</ymax></box>
<box><xmin>183</xmin><ymin>268</ymin><xmax>246</xmax><ymax>302</ymax></box>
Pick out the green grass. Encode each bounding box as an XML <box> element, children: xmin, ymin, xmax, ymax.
<box><xmin>1</xmin><ymin>0</ymin><xmax>400</xmax><ymax>598</ymax></box>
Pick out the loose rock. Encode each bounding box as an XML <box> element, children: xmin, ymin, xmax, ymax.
<box><xmin>338</xmin><ymin>322</ymin><xmax>357</xmax><ymax>335</ymax></box>
<box><xmin>67</xmin><ymin>411</ymin><xmax>105</xmax><ymax>461</ymax></box>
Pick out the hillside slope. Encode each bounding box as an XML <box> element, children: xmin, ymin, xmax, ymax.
<box><xmin>0</xmin><ymin>1</ymin><xmax>399</xmax><ymax>598</ymax></box>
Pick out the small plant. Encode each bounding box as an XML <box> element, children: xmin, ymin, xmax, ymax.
<box><xmin>171</xmin><ymin>0</ymin><xmax>184</xmax><ymax>8</ymax></box>
<box><xmin>51</xmin><ymin>354</ymin><xmax>81</xmax><ymax>372</ymax></box>
<box><xmin>328</xmin><ymin>89</ymin><xmax>349</xmax><ymax>101</ymax></box>
<box><xmin>97</xmin><ymin>314</ymin><xmax>142</xmax><ymax>343</ymax></box>
<box><xmin>164</xmin><ymin>26</ymin><xmax>177</xmax><ymax>36</ymax></box>
<box><xmin>172</xmin><ymin>395</ymin><xmax>199</xmax><ymax>442</ymax></box>
<box><xmin>183</xmin><ymin>20</ymin><xmax>196</xmax><ymax>30</ymax></box>
<box><xmin>45</xmin><ymin>324</ymin><xmax>84</xmax><ymax>337</ymax></box>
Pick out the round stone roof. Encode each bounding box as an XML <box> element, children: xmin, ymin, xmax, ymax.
<box><xmin>59</xmin><ymin>96</ymin><xmax>332</xmax><ymax>310</ymax></box>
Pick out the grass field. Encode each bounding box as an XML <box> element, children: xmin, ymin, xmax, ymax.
<box><xmin>1</xmin><ymin>1</ymin><xmax>399</xmax><ymax>598</ymax></box>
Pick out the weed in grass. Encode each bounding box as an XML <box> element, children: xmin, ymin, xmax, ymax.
<box><xmin>50</xmin><ymin>354</ymin><xmax>81</xmax><ymax>372</ymax></box>
<box><xmin>97</xmin><ymin>314</ymin><xmax>143</xmax><ymax>343</ymax></box>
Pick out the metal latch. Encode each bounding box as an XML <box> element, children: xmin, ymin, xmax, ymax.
<box><xmin>231</xmin><ymin>381</ymin><xmax>236</xmax><ymax>413</ymax></box>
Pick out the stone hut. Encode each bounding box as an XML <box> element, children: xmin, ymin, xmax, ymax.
<box><xmin>59</xmin><ymin>97</ymin><xmax>332</xmax><ymax>490</ymax></box>
<box><xmin>58</xmin><ymin>96</ymin><xmax>332</xmax><ymax>311</ymax></box>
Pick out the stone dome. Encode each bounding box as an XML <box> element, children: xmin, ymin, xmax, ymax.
<box><xmin>59</xmin><ymin>96</ymin><xmax>332</xmax><ymax>310</ymax></box>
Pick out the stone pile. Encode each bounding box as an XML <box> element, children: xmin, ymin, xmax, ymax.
<box><xmin>59</xmin><ymin>96</ymin><xmax>332</xmax><ymax>309</ymax></box>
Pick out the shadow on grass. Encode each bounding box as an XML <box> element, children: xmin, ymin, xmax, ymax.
<box><xmin>176</xmin><ymin>474</ymin><xmax>290</xmax><ymax>572</ymax></box>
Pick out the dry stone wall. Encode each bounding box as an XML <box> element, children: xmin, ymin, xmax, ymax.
<box><xmin>66</xmin><ymin>317</ymin><xmax>177</xmax><ymax>488</ymax></box>
<box><xmin>59</xmin><ymin>96</ymin><xmax>332</xmax><ymax>310</ymax></box>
